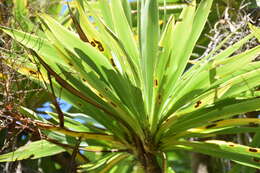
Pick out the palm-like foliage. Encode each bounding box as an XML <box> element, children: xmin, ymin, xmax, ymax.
<box><xmin>1</xmin><ymin>0</ymin><xmax>260</xmax><ymax>172</ymax></box>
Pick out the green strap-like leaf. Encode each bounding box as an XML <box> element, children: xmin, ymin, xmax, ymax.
<box><xmin>164</xmin><ymin>44</ymin><xmax>260</xmax><ymax>120</ymax></box>
<box><xmin>120</xmin><ymin>0</ymin><xmax>133</xmax><ymax>27</ymax></box>
<box><xmin>0</xmin><ymin>140</ymin><xmax>65</xmax><ymax>162</ymax></box>
<box><xmin>171</xmin><ymin>33</ymin><xmax>254</xmax><ymax>107</ymax></box>
<box><xmin>79</xmin><ymin>153</ymin><xmax>129</xmax><ymax>172</ymax></box>
<box><xmin>249</xmin><ymin>23</ymin><xmax>260</xmax><ymax>42</ymax></box>
<box><xmin>158</xmin><ymin>97</ymin><xmax>260</xmax><ymax>139</ymax></box>
<box><xmin>140</xmin><ymin>0</ymin><xmax>159</xmax><ymax>129</ymax></box>
<box><xmin>0</xmin><ymin>26</ymin><xmax>66</xmax><ymax>74</ymax></box>
<box><xmin>99</xmin><ymin>0</ymin><xmax>115</xmax><ymax>31</ymax></box>
<box><xmin>40</xmin><ymin>14</ymin><xmax>113</xmax><ymax>82</ymax></box>
<box><xmin>159</xmin><ymin>1</ymin><xmax>195</xmax><ymax>97</ymax></box>
<box><xmin>161</xmin><ymin>140</ymin><xmax>260</xmax><ymax>169</ymax></box>
<box><xmin>167</xmin><ymin>118</ymin><xmax>260</xmax><ymax>140</ymax></box>
<box><xmin>111</xmin><ymin>0</ymin><xmax>140</xmax><ymax>68</ymax></box>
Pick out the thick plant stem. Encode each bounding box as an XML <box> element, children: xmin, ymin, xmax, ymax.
<box><xmin>141</xmin><ymin>152</ymin><xmax>162</xmax><ymax>173</ymax></box>
<box><xmin>134</xmin><ymin>136</ymin><xmax>162</xmax><ymax>173</ymax></box>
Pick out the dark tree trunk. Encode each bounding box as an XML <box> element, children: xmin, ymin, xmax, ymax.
<box><xmin>191</xmin><ymin>153</ymin><xmax>211</xmax><ymax>173</ymax></box>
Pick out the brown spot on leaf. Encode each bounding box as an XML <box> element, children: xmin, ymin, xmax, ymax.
<box><xmin>110</xmin><ymin>102</ymin><xmax>117</xmax><ymax>108</ymax></box>
<box><xmin>28</xmin><ymin>154</ymin><xmax>35</xmax><ymax>159</ymax></box>
<box><xmin>110</xmin><ymin>58</ymin><xmax>116</xmax><ymax>67</ymax></box>
<box><xmin>98</xmin><ymin>45</ymin><xmax>104</xmax><ymax>52</ymax></box>
<box><xmin>229</xmin><ymin>144</ymin><xmax>235</xmax><ymax>147</ymax></box>
<box><xmin>249</xmin><ymin>148</ymin><xmax>258</xmax><ymax>153</ymax></box>
<box><xmin>253</xmin><ymin>158</ymin><xmax>260</xmax><ymax>163</ymax></box>
<box><xmin>176</xmin><ymin>18</ymin><xmax>183</xmax><ymax>22</ymax></box>
<box><xmin>82</xmin><ymin>78</ymin><xmax>86</xmax><ymax>82</ymax></box>
<box><xmin>99</xmin><ymin>93</ymin><xmax>104</xmax><ymax>98</ymax></box>
<box><xmin>94</xmin><ymin>39</ymin><xmax>100</xmax><ymax>44</ymax></box>
<box><xmin>68</xmin><ymin>62</ymin><xmax>73</xmax><ymax>66</ymax></box>
<box><xmin>154</xmin><ymin>79</ymin><xmax>158</xmax><ymax>87</ymax></box>
<box><xmin>158</xmin><ymin>94</ymin><xmax>162</xmax><ymax>104</ymax></box>
<box><xmin>213</xmin><ymin>119</ymin><xmax>224</xmax><ymax>123</ymax></box>
<box><xmin>29</xmin><ymin>70</ymin><xmax>37</xmax><ymax>75</ymax></box>
<box><xmin>90</xmin><ymin>41</ymin><xmax>96</xmax><ymax>47</ymax></box>
<box><xmin>165</xmin><ymin>118</ymin><xmax>170</xmax><ymax>123</ymax></box>
<box><xmin>194</xmin><ymin>101</ymin><xmax>202</xmax><ymax>108</ymax></box>
<box><xmin>205</xmin><ymin>124</ymin><xmax>217</xmax><ymax>129</ymax></box>
<box><xmin>94</xmin><ymin>40</ymin><xmax>104</xmax><ymax>52</ymax></box>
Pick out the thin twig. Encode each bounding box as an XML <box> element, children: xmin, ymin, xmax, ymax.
<box><xmin>47</xmin><ymin>72</ymin><xmax>64</xmax><ymax>128</ymax></box>
<box><xmin>68</xmin><ymin>137</ymin><xmax>81</xmax><ymax>173</ymax></box>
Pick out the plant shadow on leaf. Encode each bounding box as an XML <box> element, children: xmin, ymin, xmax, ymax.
<box><xmin>74</xmin><ymin>48</ymin><xmax>105</xmax><ymax>82</ymax></box>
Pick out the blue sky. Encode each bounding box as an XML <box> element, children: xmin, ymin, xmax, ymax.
<box><xmin>37</xmin><ymin>99</ymin><xmax>72</xmax><ymax>119</ymax></box>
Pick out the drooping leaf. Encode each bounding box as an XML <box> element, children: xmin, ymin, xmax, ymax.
<box><xmin>162</xmin><ymin>140</ymin><xmax>260</xmax><ymax>169</ymax></box>
<box><xmin>0</xmin><ymin>140</ymin><xmax>65</xmax><ymax>162</ymax></box>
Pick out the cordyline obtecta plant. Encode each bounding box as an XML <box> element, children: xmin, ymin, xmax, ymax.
<box><xmin>0</xmin><ymin>0</ymin><xmax>260</xmax><ymax>172</ymax></box>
